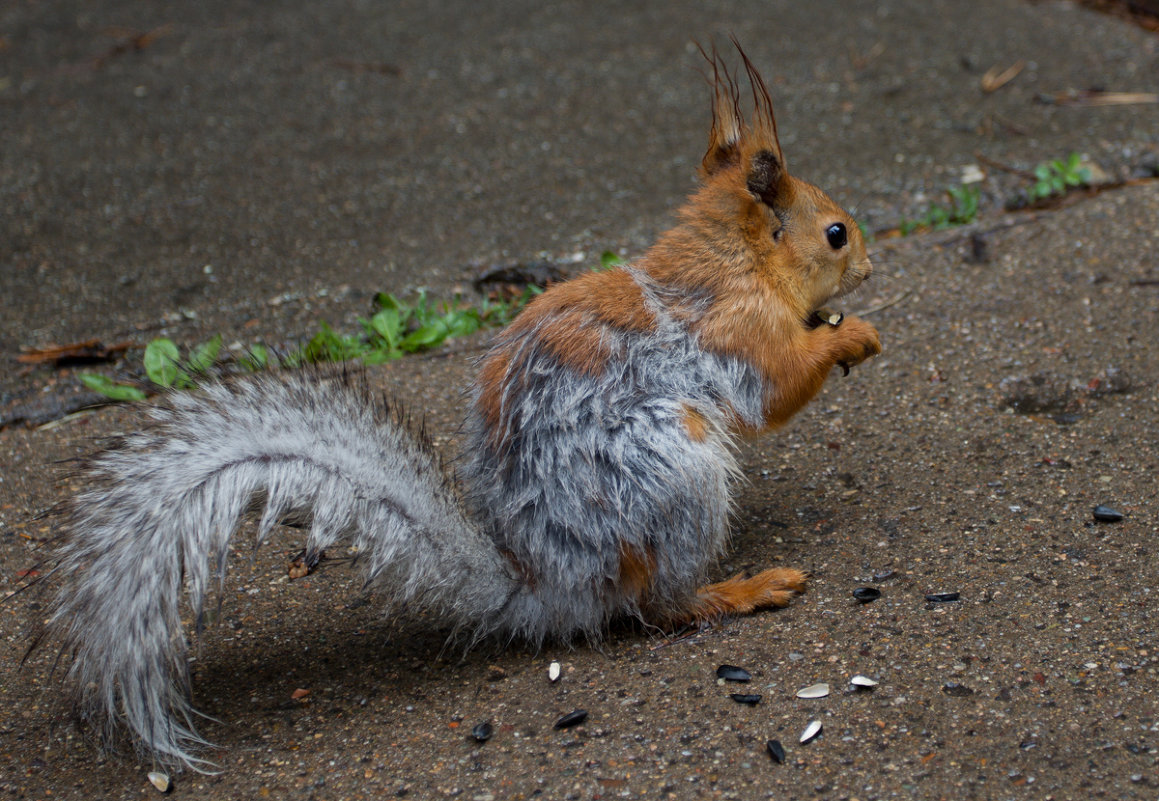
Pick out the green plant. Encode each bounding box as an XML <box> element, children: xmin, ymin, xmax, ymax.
<box><xmin>81</xmin><ymin>334</ymin><xmax>228</xmax><ymax>400</ymax></box>
<box><xmin>900</xmin><ymin>184</ymin><xmax>980</xmax><ymax>235</ymax></box>
<box><xmin>1029</xmin><ymin>153</ymin><xmax>1091</xmax><ymax>202</ymax></box>
<box><xmin>77</xmin><ymin>250</ymin><xmax>629</xmax><ymax>402</ymax></box>
<box><xmin>78</xmin><ymin>285</ymin><xmax>545</xmax><ymax>401</ymax></box>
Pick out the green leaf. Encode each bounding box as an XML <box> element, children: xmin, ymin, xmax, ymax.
<box><xmin>240</xmin><ymin>344</ymin><xmax>269</xmax><ymax>371</ymax></box>
<box><xmin>368</xmin><ymin>308</ymin><xmax>403</xmax><ymax>348</ymax></box>
<box><xmin>144</xmin><ymin>338</ymin><xmax>182</xmax><ymax>387</ymax></box>
<box><xmin>360</xmin><ymin>348</ymin><xmax>403</xmax><ymax>365</ymax></box>
<box><xmin>399</xmin><ymin>319</ymin><xmax>450</xmax><ymax>351</ymax></box>
<box><xmin>374</xmin><ymin>292</ymin><xmax>407</xmax><ymax>313</ymax></box>
<box><xmin>599</xmin><ymin>250</ymin><xmax>626</xmax><ymax>270</ymax></box>
<box><xmin>80</xmin><ymin>373</ymin><xmax>148</xmax><ymax>402</ymax></box>
<box><xmin>186</xmin><ymin>334</ymin><xmax>222</xmax><ymax>374</ymax></box>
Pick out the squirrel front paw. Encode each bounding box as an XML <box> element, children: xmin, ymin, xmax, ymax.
<box><xmin>832</xmin><ymin>317</ymin><xmax>881</xmax><ymax>375</ymax></box>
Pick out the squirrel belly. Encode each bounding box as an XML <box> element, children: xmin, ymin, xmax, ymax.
<box><xmin>31</xmin><ymin>44</ymin><xmax>880</xmax><ymax>770</ymax></box>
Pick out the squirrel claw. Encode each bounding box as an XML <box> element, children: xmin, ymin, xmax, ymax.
<box><xmin>838</xmin><ymin>361</ymin><xmax>851</xmax><ymax>377</ymax></box>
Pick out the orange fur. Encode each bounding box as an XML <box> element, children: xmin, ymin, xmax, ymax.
<box><xmin>681</xmin><ymin>404</ymin><xmax>710</xmax><ymax>443</ymax></box>
<box><xmin>616</xmin><ymin>542</ymin><xmax>657</xmax><ymax>603</ymax></box>
<box><xmin>679</xmin><ymin>568</ymin><xmax>809</xmax><ymax>625</ymax></box>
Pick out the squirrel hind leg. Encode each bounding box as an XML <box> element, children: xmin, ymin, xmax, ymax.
<box><xmin>673</xmin><ymin>567</ymin><xmax>808</xmax><ymax>626</ymax></box>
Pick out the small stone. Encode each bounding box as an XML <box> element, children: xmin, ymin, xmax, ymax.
<box><xmin>471</xmin><ymin>722</ymin><xmax>493</xmax><ymax>742</ymax></box>
<box><xmin>715</xmin><ymin>664</ymin><xmax>752</xmax><ymax>682</ymax></box>
<box><xmin>925</xmin><ymin>592</ymin><xmax>960</xmax><ymax>603</ymax></box>
<box><xmin>766</xmin><ymin>739</ymin><xmax>786</xmax><ymax>763</ymax></box>
<box><xmin>553</xmin><ymin>709</ymin><xmax>588</xmax><ymax>729</ymax></box>
<box><xmin>1092</xmin><ymin>505</ymin><xmax>1123</xmax><ymax>523</ymax></box>
<box><xmin>486</xmin><ymin>665</ymin><xmax>508</xmax><ymax>681</ymax></box>
<box><xmin>942</xmin><ymin>682</ymin><xmax>974</xmax><ymax>697</ymax></box>
<box><xmin>796</xmin><ymin>683</ymin><xmax>830</xmax><ymax>699</ymax></box>
<box><xmin>800</xmin><ymin>720</ymin><xmax>822</xmax><ymax>744</ymax></box>
<box><xmin>852</xmin><ymin>587</ymin><xmax>881</xmax><ymax>603</ymax></box>
<box><xmin>147</xmin><ymin>772</ymin><xmax>171</xmax><ymax>793</ymax></box>
<box><xmin>729</xmin><ymin>693</ymin><xmax>762</xmax><ymax>705</ymax></box>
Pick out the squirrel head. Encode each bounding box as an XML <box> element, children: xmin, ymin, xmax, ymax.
<box><xmin>679</xmin><ymin>42</ymin><xmax>872</xmax><ymax>318</ymax></box>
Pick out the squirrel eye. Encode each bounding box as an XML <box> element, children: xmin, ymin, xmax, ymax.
<box><xmin>825</xmin><ymin>222</ymin><xmax>848</xmax><ymax>250</ymax></box>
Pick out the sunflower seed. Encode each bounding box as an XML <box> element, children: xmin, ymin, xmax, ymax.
<box><xmin>471</xmin><ymin>722</ymin><xmax>494</xmax><ymax>742</ymax></box>
<box><xmin>850</xmin><ymin>675</ymin><xmax>879</xmax><ymax>689</ymax></box>
<box><xmin>715</xmin><ymin>664</ymin><xmax>752</xmax><ymax>682</ymax></box>
<box><xmin>852</xmin><ymin>587</ymin><xmax>881</xmax><ymax>603</ymax></box>
<box><xmin>800</xmin><ymin>720</ymin><xmax>823</xmax><ymax>744</ymax></box>
<box><xmin>729</xmin><ymin>693</ymin><xmax>762</xmax><ymax>705</ymax></box>
<box><xmin>796</xmin><ymin>683</ymin><xmax>830</xmax><ymax>699</ymax></box>
<box><xmin>1092</xmin><ymin>505</ymin><xmax>1123</xmax><ymax>523</ymax></box>
<box><xmin>147</xmin><ymin>772</ymin><xmax>171</xmax><ymax>793</ymax></box>
<box><xmin>553</xmin><ymin>709</ymin><xmax>588</xmax><ymax>729</ymax></box>
<box><xmin>766</xmin><ymin>739</ymin><xmax>786</xmax><ymax>763</ymax></box>
<box><xmin>548</xmin><ymin>661</ymin><xmax>561</xmax><ymax>682</ymax></box>
<box><xmin>925</xmin><ymin>592</ymin><xmax>960</xmax><ymax>603</ymax></box>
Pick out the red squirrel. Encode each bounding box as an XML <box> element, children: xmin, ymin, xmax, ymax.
<box><xmin>35</xmin><ymin>43</ymin><xmax>880</xmax><ymax>769</ymax></box>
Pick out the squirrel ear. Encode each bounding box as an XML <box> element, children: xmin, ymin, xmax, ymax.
<box><xmin>747</xmin><ymin>150</ymin><xmax>786</xmax><ymax>207</ymax></box>
<box><xmin>699</xmin><ymin>43</ymin><xmax>743</xmax><ymax>176</ymax></box>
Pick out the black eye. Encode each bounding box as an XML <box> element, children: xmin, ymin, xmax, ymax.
<box><xmin>825</xmin><ymin>222</ymin><xmax>847</xmax><ymax>250</ymax></box>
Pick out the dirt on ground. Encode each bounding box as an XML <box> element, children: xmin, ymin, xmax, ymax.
<box><xmin>2</xmin><ymin>1</ymin><xmax>1158</xmax><ymax>799</ymax></box>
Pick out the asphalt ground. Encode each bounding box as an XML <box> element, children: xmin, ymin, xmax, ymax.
<box><xmin>2</xmin><ymin>1</ymin><xmax>1158</xmax><ymax>799</ymax></box>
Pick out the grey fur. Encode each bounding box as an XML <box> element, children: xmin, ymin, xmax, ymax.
<box><xmin>42</xmin><ymin>267</ymin><xmax>767</xmax><ymax>769</ymax></box>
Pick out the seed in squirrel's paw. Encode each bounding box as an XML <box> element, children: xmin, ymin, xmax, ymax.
<box><xmin>807</xmin><ymin>307</ymin><xmax>844</xmax><ymax>328</ymax></box>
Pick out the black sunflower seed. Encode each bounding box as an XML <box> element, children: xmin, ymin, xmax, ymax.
<box><xmin>553</xmin><ymin>709</ymin><xmax>588</xmax><ymax>729</ymax></box>
<box><xmin>1092</xmin><ymin>505</ymin><xmax>1123</xmax><ymax>523</ymax></box>
<box><xmin>766</xmin><ymin>739</ymin><xmax>786</xmax><ymax>763</ymax></box>
<box><xmin>716</xmin><ymin>664</ymin><xmax>752</xmax><ymax>682</ymax></box>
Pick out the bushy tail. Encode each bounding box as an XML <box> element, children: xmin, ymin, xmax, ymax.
<box><xmin>40</xmin><ymin>374</ymin><xmax>519</xmax><ymax>769</ymax></box>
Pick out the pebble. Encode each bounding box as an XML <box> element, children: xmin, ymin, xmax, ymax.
<box><xmin>715</xmin><ymin>664</ymin><xmax>752</xmax><ymax>682</ymax></box>
<box><xmin>1092</xmin><ymin>505</ymin><xmax>1123</xmax><ymax>523</ymax></box>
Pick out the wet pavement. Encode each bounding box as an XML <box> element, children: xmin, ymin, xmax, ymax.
<box><xmin>2</xmin><ymin>1</ymin><xmax>1158</xmax><ymax>798</ymax></box>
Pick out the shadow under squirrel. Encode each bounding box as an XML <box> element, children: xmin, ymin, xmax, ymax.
<box><xmin>33</xmin><ymin>44</ymin><xmax>881</xmax><ymax>769</ymax></box>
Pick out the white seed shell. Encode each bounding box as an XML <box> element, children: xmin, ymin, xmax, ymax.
<box><xmin>800</xmin><ymin>720</ymin><xmax>823</xmax><ymax>744</ymax></box>
<box><xmin>147</xmin><ymin>772</ymin><xmax>171</xmax><ymax>793</ymax></box>
<box><xmin>548</xmin><ymin>661</ymin><xmax>561</xmax><ymax>682</ymax></box>
<box><xmin>851</xmin><ymin>675</ymin><xmax>879</xmax><ymax>688</ymax></box>
<box><xmin>796</xmin><ymin>682</ymin><xmax>830</xmax><ymax>699</ymax></box>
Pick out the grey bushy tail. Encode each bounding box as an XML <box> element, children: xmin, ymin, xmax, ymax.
<box><xmin>44</xmin><ymin>374</ymin><xmax>519</xmax><ymax>768</ymax></box>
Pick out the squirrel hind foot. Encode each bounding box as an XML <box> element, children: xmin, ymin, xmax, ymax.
<box><xmin>674</xmin><ymin>567</ymin><xmax>808</xmax><ymax>627</ymax></box>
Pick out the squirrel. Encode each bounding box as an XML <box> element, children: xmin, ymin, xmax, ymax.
<box><xmin>32</xmin><ymin>44</ymin><xmax>881</xmax><ymax>770</ymax></box>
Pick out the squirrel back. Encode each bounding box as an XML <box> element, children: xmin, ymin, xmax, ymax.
<box><xmin>31</xmin><ymin>44</ymin><xmax>880</xmax><ymax>769</ymax></box>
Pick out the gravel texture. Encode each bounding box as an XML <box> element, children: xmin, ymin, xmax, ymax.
<box><xmin>2</xmin><ymin>1</ymin><xmax>1159</xmax><ymax>798</ymax></box>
